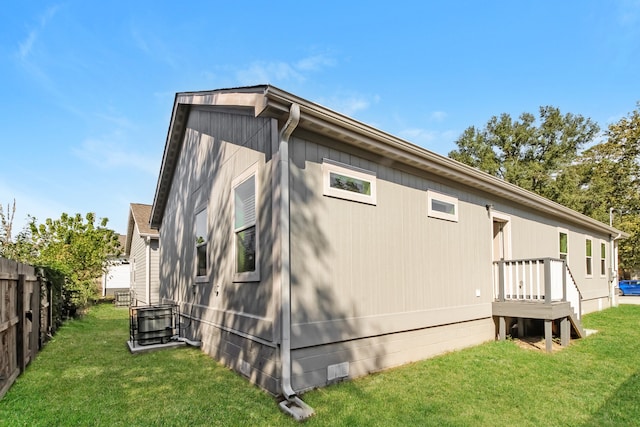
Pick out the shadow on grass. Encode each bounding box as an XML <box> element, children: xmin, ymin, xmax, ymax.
<box><xmin>582</xmin><ymin>370</ymin><xmax>640</xmax><ymax>427</ymax></box>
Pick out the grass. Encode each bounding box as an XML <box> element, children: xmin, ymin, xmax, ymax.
<box><xmin>1</xmin><ymin>304</ymin><xmax>640</xmax><ymax>426</ymax></box>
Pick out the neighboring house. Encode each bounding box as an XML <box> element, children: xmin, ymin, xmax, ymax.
<box><xmin>102</xmin><ymin>234</ymin><xmax>130</xmax><ymax>297</ymax></box>
<box><xmin>125</xmin><ymin>203</ymin><xmax>160</xmax><ymax>306</ymax></box>
<box><xmin>149</xmin><ymin>85</ymin><xmax>626</xmax><ymax>415</ymax></box>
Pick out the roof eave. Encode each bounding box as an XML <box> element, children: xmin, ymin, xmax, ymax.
<box><xmin>150</xmin><ymin>85</ymin><xmax>626</xmax><ymax>239</ymax></box>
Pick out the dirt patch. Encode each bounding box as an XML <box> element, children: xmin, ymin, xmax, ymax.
<box><xmin>513</xmin><ymin>336</ymin><xmax>566</xmax><ymax>352</ymax></box>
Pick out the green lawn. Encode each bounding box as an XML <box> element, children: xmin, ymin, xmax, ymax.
<box><xmin>1</xmin><ymin>303</ymin><xmax>639</xmax><ymax>426</ymax></box>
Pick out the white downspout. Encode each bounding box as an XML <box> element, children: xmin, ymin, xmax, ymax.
<box><xmin>145</xmin><ymin>236</ymin><xmax>151</xmax><ymax>305</ymax></box>
<box><xmin>277</xmin><ymin>103</ymin><xmax>314</xmax><ymax>421</ymax></box>
<box><xmin>611</xmin><ymin>233</ymin><xmax>621</xmax><ymax>307</ymax></box>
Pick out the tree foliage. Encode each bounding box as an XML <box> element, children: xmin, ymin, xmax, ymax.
<box><xmin>1</xmin><ymin>209</ymin><xmax>121</xmax><ymax>314</ymax></box>
<box><xmin>449</xmin><ymin>106</ymin><xmax>600</xmax><ymax>201</ymax></box>
<box><xmin>449</xmin><ymin>103</ymin><xmax>640</xmax><ymax>275</ymax></box>
<box><xmin>0</xmin><ymin>199</ymin><xmax>17</xmax><ymax>252</ymax></box>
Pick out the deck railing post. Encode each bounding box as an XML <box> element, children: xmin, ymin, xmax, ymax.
<box><xmin>544</xmin><ymin>259</ymin><xmax>552</xmax><ymax>305</ymax></box>
<box><xmin>498</xmin><ymin>261</ymin><xmax>505</xmax><ymax>302</ymax></box>
<box><xmin>562</xmin><ymin>260</ymin><xmax>567</xmax><ymax>302</ymax></box>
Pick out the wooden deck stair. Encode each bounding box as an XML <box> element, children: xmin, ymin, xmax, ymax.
<box><xmin>493</xmin><ymin>258</ymin><xmax>585</xmax><ymax>352</ymax></box>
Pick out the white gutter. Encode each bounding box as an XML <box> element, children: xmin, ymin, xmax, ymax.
<box><xmin>276</xmin><ymin>103</ymin><xmax>314</xmax><ymax>421</ymax></box>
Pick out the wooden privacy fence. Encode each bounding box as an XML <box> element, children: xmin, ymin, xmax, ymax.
<box><xmin>0</xmin><ymin>258</ymin><xmax>51</xmax><ymax>400</ymax></box>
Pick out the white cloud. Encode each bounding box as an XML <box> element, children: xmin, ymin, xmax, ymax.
<box><xmin>74</xmin><ymin>135</ymin><xmax>159</xmax><ymax>176</ymax></box>
<box><xmin>397</xmin><ymin>128</ymin><xmax>460</xmax><ymax>152</ymax></box>
<box><xmin>16</xmin><ymin>5</ymin><xmax>60</xmax><ymax>61</ymax></box>
<box><xmin>236</xmin><ymin>61</ymin><xmax>303</xmax><ymax>85</ymax></box>
<box><xmin>618</xmin><ymin>0</ymin><xmax>640</xmax><ymax>25</ymax></box>
<box><xmin>295</xmin><ymin>54</ymin><xmax>336</xmax><ymax>71</ymax></box>
<box><xmin>430</xmin><ymin>111</ymin><xmax>448</xmax><ymax>122</ymax></box>
<box><xmin>318</xmin><ymin>93</ymin><xmax>380</xmax><ymax>117</ymax></box>
<box><xmin>129</xmin><ymin>25</ymin><xmax>178</xmax><ymax>68</ymax></box>
<box><xmin>235</xmin><ymin>53</ymin><xmax>336</xmax><ymax>86</ymax></box>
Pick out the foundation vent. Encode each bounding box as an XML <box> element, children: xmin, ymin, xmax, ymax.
<box><xmin>240</xmin><ymin>359</ymin><xmax>251</xmax><ymax>377</ymax></box>
<box><xmin>327</xmin><ymin>362</ymin><xmax>349</xmax><ymax>381</ymax></box>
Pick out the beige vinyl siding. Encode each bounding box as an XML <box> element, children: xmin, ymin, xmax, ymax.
<box><xmin>485</xmin><ymin>202</ymin><xmax>611</xmax><ymax>312</ymax></box>
<box><xmin>291</xmin><ymin>317</ymin><xmax>494</xmax><ymax>392</ymax></box>
<box><xmin>158</xmin><ymin>107</ymin><xmax>279</xmax><ymax>389</ymax></box>
<box><xmin>289</xmin><ymin>136</ymin><xmax>493</xmax><ymax>348</ymax></box>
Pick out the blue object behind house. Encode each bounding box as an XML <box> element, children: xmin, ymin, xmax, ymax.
<box><xmin>619</xmin><ymin>280</ymin><xmax>640</xmax><ymax>295</ymax></box>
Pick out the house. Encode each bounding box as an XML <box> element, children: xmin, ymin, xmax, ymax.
<box><xmin>125</xmin><ymin>203</ymin><xmax>160</xmax><ymax>306</ymax></box>
<box><xmin>101</xmin><ymin>234</ymin><xmax>130</xmax><ymax>298</ymax></box>
<box><xmin>149</xmin><ymin>85</ymin><xmax>625</xmax><ymax>418</ymax></box>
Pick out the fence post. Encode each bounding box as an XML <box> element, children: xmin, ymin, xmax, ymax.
<box><xmin>32</xmin><ymin>276</ymin><xmax>41</xmax><ymax>356</ymax></box>
<box><xmin>16</xmin><ymin>274</ymin><xmax>25</xmax><ymax>373</ymax></box>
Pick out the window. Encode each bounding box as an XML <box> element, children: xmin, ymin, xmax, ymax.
<box><xmin>559</xmin><ymin>231</ymin><xmax>568</xmax><ymax>261</ymax></box>
<box><xmin>195</xmin><ymin>208</ymin><xmax>207</xmax><ymax>277</ymax></box>
<box><xmin>427</xmin><ymin>190</ymin><xmax>458</xmax><ymax>222</ymax></box>
<box><xmin>586</xmin><ymin>238</ymin><xmax>593</xmax><ymax>277</ymax></box>
<box><xmin>601</xmin><ymin>242</ymin><xmax>607</xmax><ymax>277</ymax></box>
<box><xmin>233</xmin><ymin>166</ymin><xmax>259</xmax><ymax>281</ymax></box>
<box><xmin>322</xmin><ymin>159</ymin><xmax>377</xmax><ymax>205</ymax></box>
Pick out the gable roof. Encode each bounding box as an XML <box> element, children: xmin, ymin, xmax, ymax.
<box><xmin>125</xmin><ymin>203</ymin><xmax>159</xmax><ymax>255</ymax></box>
<box><xmin>150</xmin><ymin>85</ymin><xmax>627</xmax><ymax>239</ymax></box>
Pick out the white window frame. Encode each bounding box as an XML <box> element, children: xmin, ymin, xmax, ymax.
<box><xmin>600</xmin><ymin>241</ymin><xmax>607</xmax><ymax>278</ymax></box>
<box><xmin>232</xmin><ymin>163</ymin><xmax>260</xmax><ymax>282</ymax></box>
<box><xmin>195</xmin><ymin>206</ymin><xmax>209</xmax><ymax>283</ymax></box>
<box><xmin>322</xmin><ymin>159</ymin><xmax>377</xmax><ymax>205</ymax></box>
<box><xmin>585</xmin><ymin>236</ymin><xmax>593</xmax><ymax>278</ymax></box>
<box><xmin>427</xmin><ymin>190</ymin><xmax>459</xmax><ymax>222</ymax></box>
<box><xmin>558</xmin><ymin>227</ymin><xmax>569</xmax><ymax>262</ymax></box>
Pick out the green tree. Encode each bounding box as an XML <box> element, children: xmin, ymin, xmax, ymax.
<box><xmin>449</xmin><ymin>106</ymin><xmax>600</xmax><ymax>202</ymax></box>
<box><xmin>17</xmin><ymin>212</ymin><xmax>121</xmax><ymax>313</ymax></box>
<box><xmin>597</xmin><ymin>103</ymin><xmax>640</xmax><ymax>274</ymax></box>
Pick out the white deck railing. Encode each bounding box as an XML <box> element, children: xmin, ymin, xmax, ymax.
<box><xmin>493</xmin><ymin>258</ymin><xmax>582</xmax><ymax>317</ymax></box>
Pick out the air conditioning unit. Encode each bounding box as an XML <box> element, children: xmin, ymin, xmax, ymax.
<box><xmin>130</xmin><ymin>304</ymin><xmax>178</xmax><ymax>346</ymax></box>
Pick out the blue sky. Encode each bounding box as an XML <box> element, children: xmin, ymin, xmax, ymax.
<box><xmin>2</xmin><ymin>1</ymin><xmax>639</xmax><ymax>235</ymax></box>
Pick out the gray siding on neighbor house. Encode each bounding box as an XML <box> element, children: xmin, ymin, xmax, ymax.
<box><xmin>130</xmin><ymin>236</ymin><xmax>159</xmax><ymax>305</ymax></box>
<box><xmin>149</xmin><ymin>239</ymin><xmax>160</xmax><ymax>304</ymax></box>
<box><xmin>158</xmin><ymin>107</ymin><xmax>280</xmax><ymax>392</ymax></box>
<box><xmin>131</xmin><ymin>227</ymin><xmax>148</xmax><ymax>304</ymax></box>
<box><xmin>288</xmin><ymin>134</ymin><xmax>495</xmax><ymax>349</ymax></box>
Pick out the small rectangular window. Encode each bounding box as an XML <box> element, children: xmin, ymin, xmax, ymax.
<box><xmin>601</xmin><ymin>242</ymin><xmax>606</xmax><ymax>277</ymax></box>
<box><xmin>586</xmin><ymin>238</ymin><xmax>593</xmax><ymax>277</ymax></box>
<box><xmin>233</xmin><ymin>165</ymin><xmax>260</xmax><ymax>282</ymax></box>
<box><xmin>322</xmin><ymin>159</ymin><xmax>377</xmax><ymax>205</ymax></box>
<box><xmin>559</xmin><ymin>231</ymin><xmax>568</xmax><ymax>261</ymax></box>
<box><xmin>427</xmin><ymin>190</ymin><xmax>458</xmax><ymax>222</ymax></box>
<box><xmin>195</xmin><ymin>208</ymin><xmax>207</xmax><ymax>277</ymax></box>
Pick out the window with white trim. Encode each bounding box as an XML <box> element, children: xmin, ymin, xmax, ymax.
<box><xmin>586</xmin><ymin>238</ymin><xmax>593</xmax><ymax>277</ymax></box>
<box><xmin>195</xmin><ymin>208</ymin><xmax>207</xmax><ymax>278</ymax></box>
<box><xmin>427</xmin><ymin>190</ymin><xmax>458</xmax><ymax>222</ymax></box>
<box><xmin>559</xmin><ymin>230</ymin><xmax>568</xmax><ymax>261</ymax></box>
<box><xmin>233</xmin><ymin>166</ymin><xmax>259</xmax><ymax>281</ymax></box>
<box><xmin>322</xmin><ymin>159</ymin><xmax>377</xmax><ymax>205</ymax></box>
<box><xmin>600</xmin><ymin>242</ymin><xmax>606</xmax><ymax>277</ymax></box>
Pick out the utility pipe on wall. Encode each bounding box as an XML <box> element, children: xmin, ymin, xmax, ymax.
<box><xmin>276</xmin><ymin>103</ymin><xmax>314</xmax><ymax>421</ymax></box>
